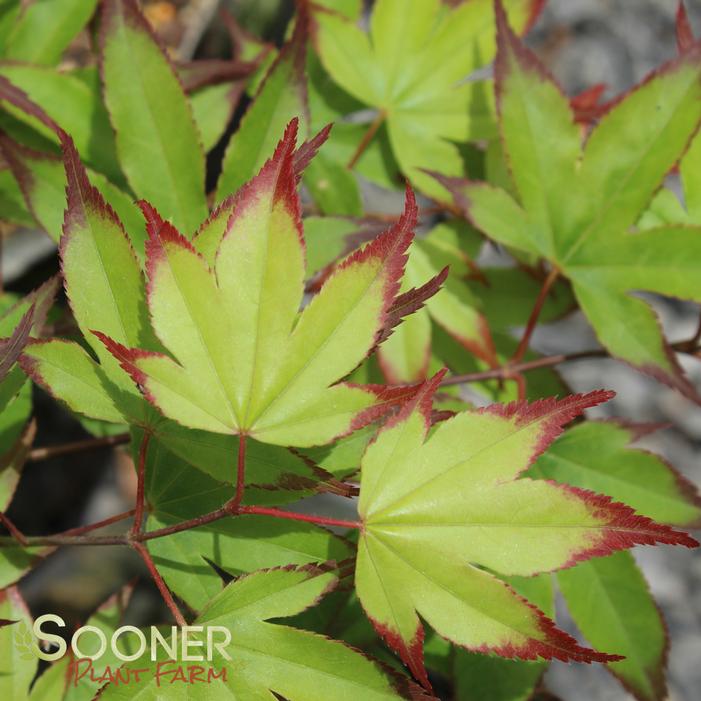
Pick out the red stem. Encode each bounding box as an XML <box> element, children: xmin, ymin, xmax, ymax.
<box><xmin>60</xmin><ymin>509</ymin><xmax>135</xmax><ymax>537</ymax></box>
<box><xmin>229</xmin><ymin>434</ymin><xmax>247</xmax><ymax>510</ymax></box>
<box><xmin>131</xmin><ymin>432</ymin><xmax>152</xmax><ymax>536</ymax></box>
<box><xmin>238</xmin><ymin>505</ymin><xmax>361</xmax><ymax>530</ymax></box>
<box><xmin>28</xmin><ymin>433</ymin><xmax>130</xmax><ymax>462</ymax></box>
<box><xmin>131</xmin><ymin>541</ymin><xmax>186</xmax><ymax>627</ymax></box>
<box><xmin>0</xmin><ymin>513</ymin><xmax>27</xmax><ymax>546</ymax></box>
<box><xmin>347</xmin><ymin>110</ymin><xmax>386</xmax><ymax>169</ymax></box>
<box><xmin>141</xmin><ymin>507</ymin><xmax>229</xmax><ymax>541</ymax></box>
<box><xmin>511</xmin><ymin>267</ymin><xmax>559</xmax><ymax>364</ymax></box>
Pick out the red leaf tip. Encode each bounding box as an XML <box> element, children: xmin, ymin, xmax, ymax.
<box><xmin>486</xmin><ymin>589</ymin><xmax>623</xmax><ymax>664</ymax></box>
<box><xmin>371</xmin><ymin>619</ymin><xmax>431</xmax><ymax>691</ymax></box>
<box><xmin>677</xmin><ymin>2</ymin><xmax>696</xmax><ymax>54</ymax></box>
<box><xmin>558</xmin><ymin>484</ymin><xmax>699</xmax><ymax>568</ymax></box>
<box><xmin>91</xmin><ymin>331</ymin><xmax>150</xmax><ymax>392</ymax></box>
<box><xmin>386</xmin><ymin>370</ymin><xmax>448</xmax><ymax>433</ymax></box>
<box><xmin>481</xmin><ymin>390</ymin><xmax>614</xmax><ymax>471</ymax></box>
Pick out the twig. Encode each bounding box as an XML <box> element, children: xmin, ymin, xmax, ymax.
<box><xmin>347</xmin><ymin>110</ymin><xmax>386</xmax><ymax>169</ymax></box>
<box><xmin>441</xmin><ymin>349</ymin><xmax>605</xmax><ymax>387</ymax></box>
<box><xmin>60</xmin><ymin>509</ymin><xmax>135</xmax><ymax>537</ymax></box>
<box><xmin>140</xmin><ymin>507</ymin><xmax>230</xmax><ymax>541</ymax></box>
<box><xmin>131</xmin><ymin>432</ymin><xmax>152</xmax><ymax>536</ymax></box>
<box><xmin>28</xmin><ymin>433</ymin><xmax>130</xmax><ymax>462</ymax></box>
<box><xmin>131</xmin><ymin>541</ymin><xmax>186</xmax><ymax>627</ymax></box>
<box><xmin>1</xmin><ymin>503</ymin><xmax>361</xmax><ymax>549</ymax></box>
<box><xmin>0</xmin><ymin>513</ymin><xmax>27</xmax><ymax>546</ymax></box>
<box><xmin>442</xmin><ymin>336</ymin><xmax>701</xmax><ymax>388</ymax></box>
<box><xmin>511</xmin><ymin>267</ymin><xmax>559</xmax><ymax>364</ymax></box>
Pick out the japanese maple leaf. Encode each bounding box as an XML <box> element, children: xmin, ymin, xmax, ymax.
<box><xmin>356</xmin><ymin>372</ymin><xmax>697</xmax><ymax>689</ymax></box>
<box><xmin>440</xmin><ymin>0</ymin><xmax>701</xmax><ymax>402</ymax></box>
<box><xmin>310</xmin><ymin>0</ymin><xmax>544</xmax><ymax>200</ymax></box>
<box><xmin>98</xmin><ymin>120</ymin><xmax>425</xmax><ymax>447</ymax></box>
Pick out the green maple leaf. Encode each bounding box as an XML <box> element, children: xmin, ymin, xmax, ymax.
<box><xmin>17</xmin><ymin>128</ymin><xmax>367</xmax><ymax>496</ymax></box>
<box><xmin>310</xmin><ymin>0</ymin><xmax>543</xmax><ymax>200</ymax></box>
<box><xmin>98</xmin><ymin>120</ymin><xmax>425</xmax><ymax>446</ymax></box>
<box><xmin>99</xmin><ymin>566</ymin><xmax>430</xmax><ymax>700</ymax></box>
<box><xmin>558</xmin><ymin>551</ymin><xmax>668</xmax><ymax>701</ymax></box>
<box><xmin>355</xmin><ymin>373</ymin><xmax>696</xmax><ymax>688</ymax></box>
<box><xmin>442</xmin><ymin>1</ymin><xmax>701</xmax><ymax>401</ymax></box>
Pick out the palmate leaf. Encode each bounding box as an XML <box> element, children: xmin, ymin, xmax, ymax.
<box><xmin>99</xmin><ymin>566</ymin><xmax>430</xmax><ymax>700</ymax></box>
<box><xmin>355</xmin><ymin>374</ymin><xmax>697</xmax><ymax>688</ymax></box>
<box><xmin>17</xmin><ymin>133</ymin><xmax>343</xmax><ymax>499</ymax></box>
<box><xmin>311</xmin><ymin>0</ymin><xmax>543</xmax><ymax>200</ymax></box>
<box><xmin>443</xmin><ymin>0</ymin><xmax>701</xmax><ymax>401</ymax></box>
<box><xmin>99</xmin><ymin>120</ymin><xmax>426</xmax><ymax>447</ymax></box>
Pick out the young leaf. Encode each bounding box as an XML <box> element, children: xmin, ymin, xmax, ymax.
<box><xmin>356</xmin><ymin>375</ymin><xmax>696</xmax><ymax>687</ymax></box>
<box><xmin>530</xmin><ymin>421</ymin><xmax>701</xmax><ymax>527</ymax></box>
<box><xmin>215</xmin><ymin>10</ymin><xmax>309</xmax><ymax>202</ymax></box>
<box><xmin>99</xmin><ymin>121</ymin><xmax>428</xmax><ymax>446</ymax></box>
<box><xmin>99</xmin><ymin>566</ymin><xmax>429</xmax><ymax>700</ymax></box>
<box><xmin>311</xmin><ymin>0</ymin><xmax>543</xmax><ymax>199</ymax></box>
<box><xmin>3</xmin><ymin>0</ymin><xmax>98</xmax><ymax>65</ymax></box>
<box><xmin>100</xmin><ymin>0</ymin><xmax>207</xmax><ymax>234</ymax></box>
<box><xmin>444</xmin><ymin>1</ymin><xmax>701</xmax><ymax>401</ymax></box>
<box><xmin>558</xmin><ymin>552</ymin><xmax>668</xmax><ymax>701</ymax></box>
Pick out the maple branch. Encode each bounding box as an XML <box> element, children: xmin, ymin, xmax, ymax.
<box><xmin>442</xmin><ymin>336</ymin><xmax>701</xmax><ymax>388</ymax></box>
<box><xmin>511</xmin><ymin>267</ymin><xmax>559</xmax><ymax>364</ymax></box>
<box><xmin>441</xmin><ymin>349</ymin><xmax>605</xmax><ymax>387</ymax></box>
<box><xmin>59</xmin><ymin>509</ymin><xmax>136</xmax><ymax>537</ymax></box>
<box><xmin>140</xmin><ymin>507</ymin><xmax>230</xmax><ymax>541</ymax></box>
<box><xmin>27</xmin><ymin>432</ymin><xmax>130</xmax><ymax>462</ymax></box>
<box><xmin>0</xmin><ymin>501</ymin><xmax>361</xmax><ymax>550</ymax></box>
<box><xmin>347</xmin><ymin>110</ymin><xmax>386</xmax><ymax>169</ymax></box>
<box><xmin>131</xmin><ymin>432</ymin><xmax>152</xmax><ymax>536</ymax></box>
<box><xmin>131</xmin><ymin>541</ymin><xmax>186</xmax><ymax>627</ymax></box>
